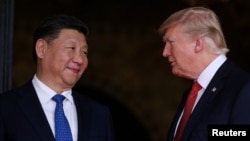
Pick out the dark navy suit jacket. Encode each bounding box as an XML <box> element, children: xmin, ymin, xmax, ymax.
<box><xmin>167</xmin><ymin>60</ymin><xmax>250</xmax><ymax>141</ymax></box>
<box><xmin>0</xmin><ymin>81</ymin><xmax>115</xmax><ymax>141</ymax></box>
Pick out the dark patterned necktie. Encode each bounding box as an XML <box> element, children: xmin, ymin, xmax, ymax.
<box><xmin>52</xmin><ymin>94</ymin><xmax>73</xmax><ymax>141</ymax></box>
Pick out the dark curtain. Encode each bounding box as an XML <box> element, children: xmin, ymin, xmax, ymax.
<box><xmin>0</xmin><ymin>0</ymin><xmax>14</xmax><ymax>93</ymax></box>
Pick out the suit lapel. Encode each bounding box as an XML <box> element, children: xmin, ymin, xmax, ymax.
<box><xmin>181</xmin><ymin>60</ymin><xmax>232</xmax><ymax>140</ymax></box>
<box><xmin>18</xmin><ymin>81</ymin><xmax>55</xmax><ymax>141</ymax></box>
<box><xmin>167</xmin><ymin>89</ymin><xmax>189</xmax><ymax>141</ymax></box>
<box><xmin>72</xmin><ymin>92</ymin><xmax>92</xmax><ymax>141</ymax></box>
<box><xmin>183</xmin><ymin>79</ymin><xmax>224</xmax><ymax>137</ymax></box>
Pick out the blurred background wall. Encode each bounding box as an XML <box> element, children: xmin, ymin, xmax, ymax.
<box><xmin>11</xmin><ymin>0</ymin><xmax>250</xmax><ymax>141</ymax></box>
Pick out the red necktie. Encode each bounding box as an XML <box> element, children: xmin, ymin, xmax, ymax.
<box><xmin>174</xmin><ymin>81</ymin><xmax>202</xmax><ymax>141</ymax></box>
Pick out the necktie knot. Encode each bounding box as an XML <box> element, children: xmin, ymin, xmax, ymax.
<box><xmin>192</xmin><ymin>81</ymin><xmax>202</xmax><ymax>92</ymax></box>
<box><xmin>189</xmin><ymin>81</ymin><xmax>202</xmax><ymax>98</ymax></box>
<box><xmin>52</xmin><ymin>94</ymin><xmax>65</xmax><ymax>104</ymax></box>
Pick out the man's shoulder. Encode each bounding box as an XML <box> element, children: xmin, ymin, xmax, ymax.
<box><xmin>0</xmin><ymin>80</ymin><xmax>34</xmax><ymax>101</ymax></box>
<box><xmin>72</xmin><ymin>90</ymin><xmax>110</xmax><ymax>110</ymax></box>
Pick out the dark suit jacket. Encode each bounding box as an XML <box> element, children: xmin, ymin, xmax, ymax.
<box><xmin>0</xmin><ymin>81</ymin><xmax>115</xmax><ymax>141</ymax></box>
<box><xmin>167</xmin><ymin>59</ymin><xmax>250</xmax><ymax>141</ymax></box>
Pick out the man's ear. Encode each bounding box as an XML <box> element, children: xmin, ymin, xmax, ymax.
<box><xmin>194</xmin><ymin>36</ymin><xmax>204</xmax><ymax>53</ymax></box>
<box><xmin>35</xmin><ymin>39</ymin><xmax>48</xmax><ymax>59</ymax></box>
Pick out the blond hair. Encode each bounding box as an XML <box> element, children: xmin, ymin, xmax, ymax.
<box><xmin>159</xmin><ymin>7</ymin><xmax>229</xmax><ymax>54</ymax></box>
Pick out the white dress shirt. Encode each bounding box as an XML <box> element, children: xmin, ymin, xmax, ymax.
<box><xmin>196</xmin><ymin>54</ymin><xmax>227</xmax><ymax>106</ymax></box>
<box><xmin>32</xmin><ymin>75</ymin><xmax>78</xmax><ymax>141</ymax></box>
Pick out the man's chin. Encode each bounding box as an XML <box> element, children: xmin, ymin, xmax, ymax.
<box><xmin>64</xmin><ymin>78</ymin><xmax>79</xmax><ymax>87</ymax></box>
<box><xmin>172</xmin><ymin>69</ymin><xmax>182</xmax><ymax>77</ymax></box>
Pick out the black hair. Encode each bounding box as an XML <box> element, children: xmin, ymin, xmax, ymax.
<box><xmin>32</xmin><ymin>14</ymin><xmax>89</xmax><ymax>62</ymax></box>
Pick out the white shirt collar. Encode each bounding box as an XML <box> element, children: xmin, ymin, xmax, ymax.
<box><xmin>32</xmin><ymin>75</ymin><xmax>74</xmax><ymax>105</ymax></box>
<box><xmin>197</xmin><ymin>54</ymin><xmax>227</xmax><ymax>89</ymax></box>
